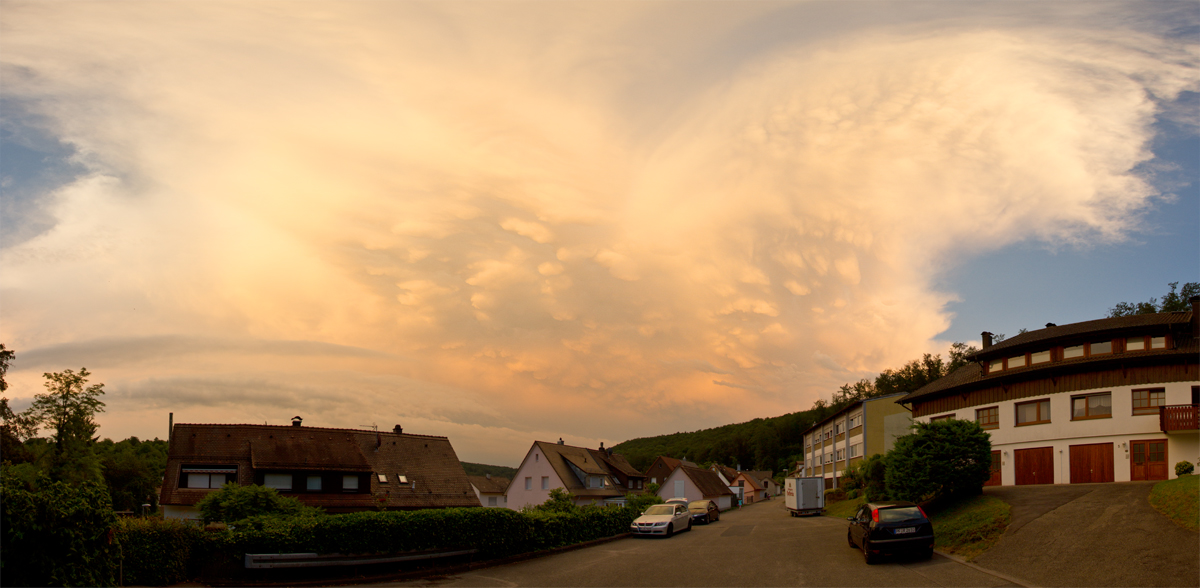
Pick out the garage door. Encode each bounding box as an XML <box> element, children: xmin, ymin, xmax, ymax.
<box><xmin>1069</xmin><ymin>443</ymin><xmax>1114</xmax><ymax>484</ymax></box>
<box><xmin>1014</xmin><ymin>447</ymin><xmax>1054</xmax><ymax>485</ymax></box>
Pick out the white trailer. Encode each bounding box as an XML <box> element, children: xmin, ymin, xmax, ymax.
<box><xmin>784</xmin><ymin>477</ymin><xmax>824</xmax><ymax>516</ymax></box>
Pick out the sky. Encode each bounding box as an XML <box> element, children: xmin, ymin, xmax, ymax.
<box><xmin>1</xmin><ymin>1</ymin><xmax>1197</xmax><ymax>467</ymax></box>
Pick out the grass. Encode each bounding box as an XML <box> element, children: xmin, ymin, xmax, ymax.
<box><xmin>823</xmin><ymin>493</ymin><xmax>1010</xmax><ymax>561</ymax></box>
<box><xmin>1149</xmin><ymin>474</ymin><xmax>1199</xmax><ymax>532</ymax></box>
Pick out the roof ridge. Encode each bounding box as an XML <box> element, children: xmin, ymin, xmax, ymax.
<box><xmin>172</xmin><ymin>423</ymin><xmax>449</xmax><ymax>439</ymax></box>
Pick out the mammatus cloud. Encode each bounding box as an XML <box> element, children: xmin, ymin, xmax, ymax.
<box><xmin>1</xmin><ymin>2</ymin><xmax>1196</xmax><ymax>464</ymax></box>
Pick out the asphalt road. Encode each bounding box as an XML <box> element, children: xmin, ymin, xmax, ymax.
<box><xmin>372</xmin><ymin>500</ymin><xmax>1022</xmax><ymax>587</ymax></box>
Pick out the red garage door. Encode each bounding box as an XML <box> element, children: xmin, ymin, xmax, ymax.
<box><xmin>1015</xmin><ymin>447</ymin><xmax>1054</xmax><ymax>485</ymax></box>
<box><xmin>1069</xmin><ymin>443</ymin><xmax>1114</xmax><ymax>484</ymax></box>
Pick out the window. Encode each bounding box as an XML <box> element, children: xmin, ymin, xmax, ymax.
<box><xmin>1071</xmin><ymin>392</ymin><xmax>1112</xmax><ymax>420</ymax></box>
<box><xmin>488</xmin><ymin>496</ymin><xmax>497</xmax><ymax>506</ymax></box>
<box><xmin>1016</xmin><ymin>399</ymin><xmax>1051</xmax><ymax>426</ymax></box>
<box><xmin>398</xmin><ymin>475</ymin><xmax>408</xmax><ymax>484</ymax></box>
<box><xmin>1126</xmin><ymin>337</ymin><xmax>1145</xmax><ymax>351</ymax></box>
<box><xmin>835</xmin><ymin>423</ymin><xmax>843</xmax><ymax>435</ymax></box>
<box><xmin>541</xmin><ymin>476</ymin><xmax>549</xmax><ymax>490</ymax></box>
<box><xmin>342</xmin><ymin>475</ymin><xmax>359</xmax><ymax>491</ymax></box>
<box><xmin>930</xmin><ymin>414</ymin><xmax>953</xmax><ymax>422</ymax></box>
<box><xmin>989</xmin><ymin>359</ymin><xmax>1004</xmax><ymax>373</ymax></box>
<box><xmin>524</xmin><ymin>477</ymin><xmax>532</xmax><ymax>490</ymax></box>
<box><xmin>264</xmin><ymin>473</ymin><xmax>292</xmax><ymax>490</ymax></box>
<box><xmin>1031</xmin><ymin>350</ymin><xmax>1051</xmax><ymax>364</ymax></box>
<box><xmin>849</xmin><ymin>444</ymin><xmax>861</xmax><ymax>458</ymax></box>
<box><xmin>377</xmin><ymin>473</ymin><xmax>388</xmax><ymax>483</ymax></box>
<box><xmin>182</xmin><ymin>465</ymin><xmax>236</xmax><ymax>489</ymax></box>
<box><xmin>836</xmin><ymin>448</ymin><xmax>845</xmax><ymax>461</ymax></box>
<box><xmin>824</xmin><ymin>430</ymin><xmax>832</xmax><ymax>440</ymax></box>
<box><xmin>1151</xmin><ymin>336</ymin><xmax>1166</xmax><ymax>349</ymax></box>
<box><xmin>1090</xmin><ymin>341</ymin><xmax>1112</xmax><ymax>355</ymax></box>
<box><xmin>535</xmin><ymin>453</ymin><xmax>539</xmax><ymax>461</ymax></box>
<box><xmin>307</xmin><ymin>475</ymin><xmax>322</xmax><ymax>491</ymax></box>
<box><xmin>976</xmin><ymin>406</ymin><xmax>1000</xmax><ymax>430</ymax></box>
<box><xmin>848</xmin><ymin>414</ymin><xmax>862</xmax><ymax>428</ymax></box>
<box><xmin>1063</xmin><ymin>345</ymin><xmax>1085</xmax><ymax>359</ymax></box>
<box><xmin>1008</xmin><ymin>355</ymin><xmax>1026</xmax><ymax>368</ymax></box>
<box><xmin>1132</xmin><ymin>388</ymin><xmax>1165</xmax><ymax>415</ymax></box>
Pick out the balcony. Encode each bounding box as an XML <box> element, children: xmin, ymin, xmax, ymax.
<box><xmin>1160</xmin><ymin>405</ymin><xmax>1199</xmax><ymax>433</ymax></box>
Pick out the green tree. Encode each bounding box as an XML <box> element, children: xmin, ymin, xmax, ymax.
<box><xmin>1109</xmin><ymin>281</ymin><xmax>1200</xmax><ymax>317</ymax></box>
<box><xmin>530</xmin><ymin>487</ymin><xmax>578</xmax><ymax>513</ymax></box>
<box><xmin>95</xmin><ymin>437</ymin><xmax>169</xmax><ymax>512</ymax></box>
<box><xmin>27</xmin><ymin>368</ymin><xmax>106</xmax><ymax>485</ymax></box>
<box><xmin>885</xmin><ymin>420</ymin><xmax>992</xmax><ymax>503</ymax></box>
<box><xmin>195</xmin><ymin>482</ymin><xmax>316</xmax><ymax>523</ymax></box>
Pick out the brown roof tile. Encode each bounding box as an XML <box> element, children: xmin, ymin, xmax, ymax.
<box><xmin>467</xmin><ymin>475</ymin><xmax>510</xmax><ymax>495</ymax></box>
<box><xmin>974</xmin><ymin>312</ymin><xmax>1192</xmax><ymax>358</ymax></box>
<box><xmin>680</xmin><ymin>466</ymin><xmax>736</xmax><ymax>498</ymax></box>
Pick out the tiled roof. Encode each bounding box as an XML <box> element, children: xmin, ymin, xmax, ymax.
<box><xmin>745</xmin><ymin>470</ymin><xmax>773</xmax><ymax>482</ymax></box>
<box><xmin>162</xmin><ymin>423</ymin><xmax>479</xmax><ymax>510</ymax></box>
<box><xmin>712</xmin><ymin>464</ymin><xmax>739</xmax><ymax>483</ymax></box>
<box><xmin>467</xmin><ymin>475</ymin><xmax>510</xmax><ymax>495</ymax></box>
<box><xmin>973</xmin><ymin>312</ymin><xmax>1192</xmax><ymax>358</ymax></box>
<box><xmin>734</xmin><ymin>472</ymin><xmax>763</xmax><ymax>491</ymax></box>
<box><xmin>535</xmin><ymin>441</ymin><xmax>626</xmax><ymax>498</ymax></box>
<box><xmin>593</xmin><ymin>450</ymin><xmax>643</xmax><ymax>478</ymax></box>
<box><xmin>680</xmin><ymin>466</ymin><xmax>736</xmax><ymax>498</ymax></box>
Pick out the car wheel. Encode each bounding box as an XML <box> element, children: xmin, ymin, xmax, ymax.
<box><xmin>862</xmin><ymin>540</ymin><xmax>877</xmax><ymax>565</ymax></box>
<box><xmin>923</xmin><ymin>548</ymin><xmax>934</xmax><ymax>560</ymax></box>
<box><xmin>847</xmin><ymin>531</ymin><xmax>856</xmax><ymax>548</ymax></box>
<box><xmin>686</xmin><ymin>519</ymin><xmax>692</xmax><ymax>531</ymax></box>
<box><xmin>666</xmin><ymin>523</ymin><xmax>673</xmax><ymax>537</ymax></box>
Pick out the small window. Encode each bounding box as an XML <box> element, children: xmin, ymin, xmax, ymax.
<box><xmin>1132</xmin><ymin>388</ymin><xmax>1165</xmax><ymax>415</ymax></box>
<box><xmin>307</xmin><ymin>475</ymin><xmax>322</xmax><ymax>491</ymax></box>
<box><xmin>1064</xmin><ymin>345</ymin><xmax>1085</xmax><ymax>359</ymax></box>
<box><xmin>1031</xmin><ymin>350</ymin><xmax>1051</xmax><ymax>364</ymax></box>
<box><xmin>342</xmin><ymin>475</ymin><xmax>359</xmax><ymax>491</ymax></box>
<box><xmin>930</xmin><ymin>414</ymin><xmax>953</xmax><ymax>422</ymax></box>
<box><xmin>541</xmin><ymin>476</ymin><xmax>549</xmax><ymax>490</ymax></box>
<box><xmin>1126</xmin><ymin>337</ymin><xmax>1145</xmax><ymax>351</ymax></box>
<box><xmin>377</xmin><ymin>474</ymin><xmax>388</xmax><ymax>483</ymax></box>
<box><xmin>976</xmin><ymin>406</ymin><xmax>1000</xmax><ymax>430</ymax></box>
<box><xmin>1008</xmin><ymin>355</ymin><xmax>1026</xmax><ymax>368</ymax></box>
<box><xmin>398</xmin><ymin>475</ymin><xmax>408</xmax><ymax>484</ymax></box>
<box><xmin>1151</xmin><ymin>336</ymin><xmax>1166</xmax><ymax>349</ymax></box>
<box><xmin>264</xmin><ymin>473</ymin><xmax>292</xmax><ymax>490</ymax></box>
<box><xmin>1090</xmin><ymin>341</ymin><xmax>1112</xmax><ymax>355</ymax></box>
<box><xmin>488</xmin><ymin>496</ymin><xmax>497</xmax><ymax>506</ymax></box>
<box><xmin>989</xmin><ymin>359</ymin><xmax>1004</xmax><ymax>373</ymax></box>
<box><xmin>1016</xmin><ymin>399</ymin><xmax>1051</xmax><ymax>426</ymax></box>
<box><xmin>1071</xmin><ymin>392</ymin><xmax>1112</xmax><ymax>420</ymax></box>
<box><xmin>524</xmin><ymin>477</ymin><xmax>532</xmax><ymax>490</ymax></box>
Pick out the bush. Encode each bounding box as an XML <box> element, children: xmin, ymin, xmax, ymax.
<box><xmin>1</xmin><ymin>471</ymin><xmax>118</xmax><ymax>587</ymax></box>
<box><xmin>527</xmin><ymin>487</ymin><xmax>577</xmax><ymax>513</ymax></box>
<box><xmin>113</xmin><ymin>518</ymin><xmax>208</xmax><ymax>586</ymax></box>
<box><xmin>886</xmin><ymin>419</ymin><xmax>991</xmax><ymax>503</ymax></box>
<box><xmin>1176</xmin><ymin>461</ymin><xmax>1195</xmax><ymax>477</ymax></box>
<box><xmin>624</xmin><ymin>491</ymin><xmax>664</xmax><ymax>513</ymax></box>
<box><xmin>195</xmin><ymin>482</ymin><xmax>321</xmax><ymax>523</ymax></box>
<box><xmin>825</xmin><ymin>487</ymin><xmax>846</xmax><ymax>502</ymax></box>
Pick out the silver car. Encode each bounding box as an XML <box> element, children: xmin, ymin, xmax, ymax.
<box><xmin>630</xmin><ymin>503</ymin><xmax>692</xmax><ymax>537</ymax></box>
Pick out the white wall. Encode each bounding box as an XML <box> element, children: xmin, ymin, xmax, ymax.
<box><xmin>505</xmin><ymin>445</ymin><xmax>563</xmax><ymax>510</ymax></box>
<box><xmin>656</xmin><ymin>468</ymin><xmax>705</xmax><ymax>503</ymax></box>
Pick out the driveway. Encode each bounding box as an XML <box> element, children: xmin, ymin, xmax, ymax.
<box><xmin>976</xmin><ymin>482</ymin><xmax>1199</xmax><ymax>587</ymax></box>
<box><xmin>373</xmin><ymin>500</ymin><xmax>1020</xmax><ymax>587</ymax></box>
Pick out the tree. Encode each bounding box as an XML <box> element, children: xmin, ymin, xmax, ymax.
<box><xmin>885</xmin><ymin>419</ymin><xmax>992</xmax><ymax>503</ymax></box>
<box><xmin>1109</xmin><ymin>281</ymin><xmax>1200</xmax><ymax>317</ymax></box>
<box><xmin>27</xmin><ymin>368</ymin><xmax>106</xmax><ymax>485</ymax></box>
<box><xmin>195</xmin><ymin>482</ymin><xmax>316</xmax><ymax>523</ymax></box>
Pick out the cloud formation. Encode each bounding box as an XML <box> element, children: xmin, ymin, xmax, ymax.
<box><xmin>1</xmin><ymin>2</ymin><xmax>1196</xmax><ymax>464</ymax></box>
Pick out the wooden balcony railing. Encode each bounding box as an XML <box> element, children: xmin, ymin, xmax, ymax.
<box><xmin>1160</xmin><ymin>405</ymin><xmax>1199</xmax><ymax>432</ymax></box>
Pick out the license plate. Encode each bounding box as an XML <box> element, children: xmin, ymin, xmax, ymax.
<box><xmin>894</xmin><ymin>527</ymin><xmax>916</xmax><ymax>534</ymax></box>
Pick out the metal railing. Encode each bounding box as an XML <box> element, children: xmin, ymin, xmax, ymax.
<box><xmin>1160</xmin><ymin>404</ymin><xmax>1199</xmax><ymax>432</ymax></box>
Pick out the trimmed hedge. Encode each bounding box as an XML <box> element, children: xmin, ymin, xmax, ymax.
<box><xmin>117</xmin><ymin>506</ymin><xmax>640</xmax><ymax>585</ymax></box>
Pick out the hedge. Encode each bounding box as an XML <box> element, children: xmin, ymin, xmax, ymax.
<box><xmin>115</xmin><ymin>506</ymin><xmax>640</xmax><ymax>585</ymax></box>
<box><xmin>1</xmin><ymin>478</ymin><xmax>119</xmax><ymax>587</ymax></box>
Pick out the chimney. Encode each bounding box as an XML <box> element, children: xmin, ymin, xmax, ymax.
<box><xmin>599</xmin><ymin>441</ymin><xmax>605</xmax><ymax>451</ymax></box>
<box><xmin>291</xmin><ymin>416</ymin><xmax>302</xmax><ymax>427</ymax></box>
<box><xmin>981</xmin><ymin>331</ymin><xmax>993</xmax><ymax>349</ymax></box>
<box><xmin>485</xmin><ymin>473</ymin><xmax>491</xmax><ymax>479</ymax></box>
<box><xmin>393</xmin><ymin>424</ymin><xmax>403</xmax><ymax>435</ymax></box>
<box><xmin>1191</xmin><ymin>296</ymin><xmax>1199</xmax><ymax>338</ymax></box>
<box><xmin>558</xmin><ymin>438</ymin><xmax>564</xmax><ymax>445</ymax></box>
<box><xmin>1045</xmin><ymin>323</ymin><xmax>1057</xmax><ymax>328</ymax></box>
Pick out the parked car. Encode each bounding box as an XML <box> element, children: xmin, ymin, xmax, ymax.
<box><xmin>688</xmin><ymin>499</ymin><xmax>720</xmax><ymax>524</ymax></box>
<box><xmin>631</xmin><ymin>503</ymin><xmax>692</xmax><ymax>537</ymax></box>
<box><xmin>664</xmin><ymin>497</ymin><xmax>689</xmax><ymax>506</ymax></box>
<box><xmin>846</xmin><ymin>501</ymin><xmax>934</xmax><ymax>564</ymax></box>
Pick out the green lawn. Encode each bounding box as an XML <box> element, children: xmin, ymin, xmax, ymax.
<box><xmin>824</xmin><ymin>493</ymin><xmax>1010</xmax><ymax>561</ymax></box>
<box><xmin>1149</xmin><ymin>474</ymin><xmax>1199</xmax><ymax>532</ymax></box>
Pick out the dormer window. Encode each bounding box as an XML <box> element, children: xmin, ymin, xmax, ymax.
<box><xmin>1151</xmin><ymin>336</ymin><xmax>1166</xmax><ymax>349</ymax></box>
<box><xmin>1064</xmin><ymin>345</ymin><xmax>1085</xmax><ymax>359</ymax></box>
<box><xmin>1127</xmin><ymin>337</ymin><xmax>1145</xmax><ymax>351</ymax></box>
<box><xmin>989</xmin><ymin>359</ymin><xmax>1003</xmax><ymax>373</ymax></box>
<box><xmin>1008</xmin><ymin>355</ymin><xmax>1026</xmax><ymax>369</ymax></box>
<box><xmin>182</xmin><ymin>465</ymin><xmax>236</xmax><ymax>489</ymax></box>
<box><xmin>1090</xmin><ymin>341</ymin><xmax>1112</xmax><ymax>355</ymax></box>
<box><xmin>1031</xmin><ymin>350</ymin><xmax>1051</xmax><ymax>364</ymax></box>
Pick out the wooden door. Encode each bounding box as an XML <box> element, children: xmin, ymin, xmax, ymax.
<box><xmin>985</xmin><ymin>450</ymin><xmax>1002</xmax><ymax>486</ymax></box>
<box><xmin>1069</xmin><ymin>443</ymin><xmax>1114</xmax><ymax>483</ymax></box>
<box><xmin>1015</xmin><ymin>447</ymin><xmax>1054</xmax><ymax>485</ymax></box>
<box><xmin>1130</xmin><ymin>440</ymin><xmax>1168</xmax><ymax>481</ymax></box>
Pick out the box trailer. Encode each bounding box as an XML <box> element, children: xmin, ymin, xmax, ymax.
<box><xmin>784</xmin><ymin>477</ymin><xmax>823</xmax><ymax>516</ymax></box>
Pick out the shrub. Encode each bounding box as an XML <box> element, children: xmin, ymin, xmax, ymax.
<box><xmin>855</xmin><ymin>454</ymin><xmax>888</xmax><ymax>501</ymax></box>
<box><xmin>624</xmin><ymin>491</ymin><xmax>664</xmax><ymax>513</ymax></box>
<box><xmin>113</xmin><ymin>518</ymin><xmax>208</xmax><ymax>586</ymax></box>
<box><xmin>195</xmin><ymin>482</ymin><xmax>321</xmax><ymax>523</ymax></box>
<box><xmin>1</xmin><ymin>471</ymin><xmax>118</xmax><ymax>587</ymax></box>
<box><xmin>886</xmin><ymin>419</ymin><xmax>991</xmax><ymax>503</ymax></box>
<box><xmin>1176</xmin><ymin>461</ymin><xmax>1195</xmax><ymax>477</ymax></box>
<box><xmin>846</xmin><ymin>489</ymin><xmax>859</xmax><ymax>499</ymax></box>
<box><xmin>528</xmin><ymin>487</ymin><xmax>577</xmax><ymax>513</ymax></box>
<box><xmin>825</xmin><ymin>487</ymin><xmax>846</xmax><ymax>502</ymax></box>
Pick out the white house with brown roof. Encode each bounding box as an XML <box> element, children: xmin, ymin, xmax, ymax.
<box><xmin>468</xmin><ymin>475</ymin><xmax>509</xmax><ymax>508</ymax></box>
<box><xmin>505</xmin><ymin>439</ymin><xmax>645</xmax><ymax>510</ymax></box>
<box><xmin>657</xmin><ymin>465</ymin><xmax>736</xmax><ymax>510</ymax></box>
<box><xmin>161</xmin><ymin>419</ymin><xmax>479</xmax><ymax>520</ymax></box>
<box><xmin>901</xmin><ymin>305</ymin><xmax>1200</xmax><ymax>486</ymax></box>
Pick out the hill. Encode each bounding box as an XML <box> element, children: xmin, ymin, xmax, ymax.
<box><xmin>461</xmin><ymin>461</ymin><xmax>518</xmax><ymax>480</ymax></box>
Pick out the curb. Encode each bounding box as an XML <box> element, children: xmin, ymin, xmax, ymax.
<box><xmin>933</xmin><ymin>550</ymin><xmax>1037</xmax><ymax>588</ymax></box>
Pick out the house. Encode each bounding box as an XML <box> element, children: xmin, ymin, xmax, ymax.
<box><xmin>900</xmin><ymin>303</ymin><xmax>1200</xmax><ymax>486</ymax></box>
<box><xmin>644</xmin><ymin>455</ymin><xmax>697</xmax><ymax>486</ymax></box>
<box><xmin>731</xmin><ymin>471</ymin><xmax>765</xmax><ymax>504</ymax></box>
<box><xmin>160</xmin><ymin>419</ymin><xmax>480</xmax><ymax>520</ymax></box>
<box><xmin>505</xmin><ymin>439</ymin><xmax>645</xmax><ymax>510</ymax></box>
<box><xmin>657</xmin><ymin>465</ymin><xmax>737</xmax><ymax>510</ymax></box>
<box><xmin>709</xmin><ymin>464</ymin><xmax>777</xmax><ymax>501</ymax></box>
<box><xmin>468</xmin><ymin>475</ymin><xmax>509</xmax><ymax>508</ymax></box>
<box><xmin>744</xmin><ymin>470</ymin><xmax>778</xmax><ymax>498</ymax></box>
<box><xmin>801</xmin><ymin>392</ymin><xmax>912</xmax><ymax>489</ymax></box>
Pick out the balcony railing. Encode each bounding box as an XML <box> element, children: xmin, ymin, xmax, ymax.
<box><xmin>1160</xmin><ymin>405</ymin><xmax>1199</xmax><ymax>432</ymax></box>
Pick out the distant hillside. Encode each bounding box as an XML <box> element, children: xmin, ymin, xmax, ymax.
<box><xmin>461</xmin><ymin>462</ymin><xmax>518</xmax><ymax>479</ymax></box>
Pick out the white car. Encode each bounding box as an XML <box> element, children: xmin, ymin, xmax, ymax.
<box><xmin>630</xmin><ymin>503</ymin><xmax>692</xmax><ymax>537</ymax></box>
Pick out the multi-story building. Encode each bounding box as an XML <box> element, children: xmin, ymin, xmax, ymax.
<box><xmin>505</xmin><ymin>439</ymin><xmax>645</xmax><ymax>510</ymax></box>
<box><xmin>800</xmin><ymin>393</ymin><xmax>912</xmax><ymax>489</ymax></box>
<box><xmin>900</xmin><ymin>301</ymin><xmax>1199</xmax><ymax>485</ymax></box>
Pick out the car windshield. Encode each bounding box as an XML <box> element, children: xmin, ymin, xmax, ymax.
<box><xmin>688</xmin><ymin>502</ymin><xmax>710</xmax><ymax>511</ymax></box>
<box><xmin>644</xmin><ymin>505</ymin><xmax>675</xmax><ymax>516</ymax></box>
<box><xmin>877</xmin><ymin>506</ymin><xmax>923</xmax><ymax>522</ymax></box>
